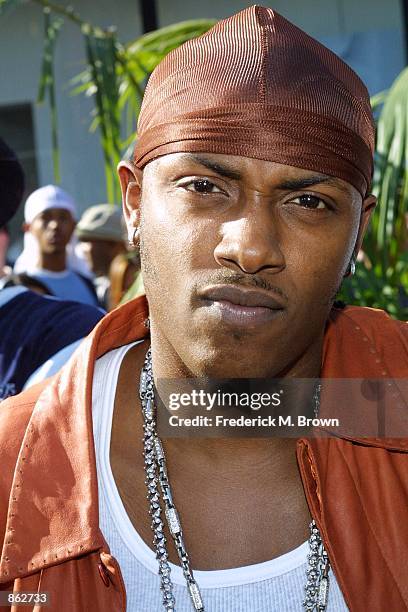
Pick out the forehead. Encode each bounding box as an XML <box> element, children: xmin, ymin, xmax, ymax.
<box><xmin>35</xmin><ymin>207</ymin><xmax>73</xmax><ymax>220</ymax></box>
<box><xmin>144</xmin><ymin>152</ymin><xmax>360</xmax><ymax>200</ymax></box>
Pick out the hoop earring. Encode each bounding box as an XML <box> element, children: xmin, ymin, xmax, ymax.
<box><xmin>345</xmin><ymin>254</ymin><xmax>356</xmax><ymax>277</ymax></box>
<box><xmin>128</xmin><ymin>227</ymin><xmax>139</xmax><ymax>248</ymax></box>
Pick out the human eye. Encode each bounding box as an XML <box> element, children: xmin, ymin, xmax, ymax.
<box><xmin>179</xmin><ymin>178</ymin><xmax>224</xmax><ymax>195</ymax></box>
<box><xmin>288</xmin><ymin>194</ymin><xmax>329</xmax><ymax>210</ymax></box>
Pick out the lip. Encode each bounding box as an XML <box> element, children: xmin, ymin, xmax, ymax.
<box><xmin>47</xmin><ymin>234</ymin><xmax>63</xmax><ymax>244</ymax></box>
<box><xmin>200</xmin><ymin>284</ymin><xmax>286</xmax><ymax>327</ymax></box>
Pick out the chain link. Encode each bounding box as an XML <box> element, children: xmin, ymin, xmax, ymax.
<box><xmin>303</xmin><ymin>520</ymin><xmax>331</xmax><ymax>610</ymax></box>
<box><xmin>140</xmin><ymin>352</ymin><xmax>176</xmax><ymax>611</ymax></box>
<box><xmin>139</xmin><ymin>348</ymin><xmax>329</xmax><ymax>612</ymax></box>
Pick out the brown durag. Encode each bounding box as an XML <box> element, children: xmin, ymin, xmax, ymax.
<box><xmin>134</xmin><ymin>5</ymin><xmax>375</xmax><ymax>197</ymax></box>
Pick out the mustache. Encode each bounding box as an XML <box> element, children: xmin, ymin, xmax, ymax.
<box><xmin>198</xmin><ymin>271</ymin><xmax>288</xmax><ymax>300</ymax></box>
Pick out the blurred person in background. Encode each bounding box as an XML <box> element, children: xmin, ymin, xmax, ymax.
<box><xmin>109</xmin><ymin>247</ymin><xmax>144</xmax><ymax>310</ymax></box>
<box><xmin>2</xmin><ymin>271</ymin><xmax>51</xmax><ymax>295</ymax></box>
<box><xmin>76</xmin><ymin>203</ymin><xmax>126</xmax><ymax>308</ymax></box>
<box><xmin>0</xmin><ymin>137</ymin><xmax>104</xmax><ymax>399</ymax></box>
<box><xmin>13</xmin><ymin>185</ymin><xmax>99</xmax><ymax>306</ymax></box>
<box><xmin>0</xmin><ymin>137</ymin><xmax>24</xmax><ymax>283</ymax></box>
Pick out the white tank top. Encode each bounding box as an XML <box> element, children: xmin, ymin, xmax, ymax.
<box><xmin>92</xmin><ymin>342</ymin><xmax>349</xmax><ymax>611</ymax></box>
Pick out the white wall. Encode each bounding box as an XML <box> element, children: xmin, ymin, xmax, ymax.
<box><xmin>157</xmin><ymin>0</ymin><xmax>404</xmax><ymax>37</ymax></box>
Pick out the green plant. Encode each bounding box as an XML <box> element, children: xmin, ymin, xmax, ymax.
<box><xmin>339</xmin><ymin>68</ymin><xmax>408</xmax><ymax>319</ymax></box>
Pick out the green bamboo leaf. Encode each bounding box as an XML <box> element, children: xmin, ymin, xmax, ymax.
<box><xmin>37</xmin><ymin>10</ymin><xmax>63</xmax><ymax>104</ymax></box>
<box><xmin>83</xmin><ymin>29</ymin><xmax>121</xmax><ymax>202</ymax></box>
<box><xmin>370</xmin><ymin>89</ymin><xmax>388</xmax><ymax>111</ymax></box>
<box><xmin>369</xmin><ymin>66</ymin><xmax>408</xmax><ymax>293</ymax></box>
<box><xmin>121</xmin><ymin>132</ymin><xmax>136</xmax><ymax>150</ymax></box>
<box><xmin>89</xmin><ymin>115</ymin><xmax>100</xmax><ymax>132</ymax></box>
<box><xmin>378</xmin><ymin>114</ymin><xmax>403</xmax><ymax>249</ymax></box>
<box><xmin>116</xmin><ymin>55</ymin><xmax>147</xmax><ymax>82</ymax></box>
<box><xmin>69</xmin><ymin>69</ymin><xmax>94</xmax><ymax>96</ymax></box>
<box><xmin>127</xmin><ymin>20</ymin><xmax>216</xmax><ymax>55</ymax></box>
<box><xmin>117</xmin><ymin>54</ymin><xmax>144</xmax><ymax>104</ymax></box>
<box><xmin>400</xmin><ymin>92</ymin><xmax>408</xmax><ymax>222</ymax></box>
<box><xmin>70</xmin><ymin>69</ymin><xmax>90</xmax><ymax>85</ymax></box>
<box><xmin>70</xmin><ymin>82</ymin><xmax>95</xmax><ymax>96</ymax></box>
<box><xmin>37</xmin><ymin>9</ymin><xmax>63</xmax><ymax>184</ymax></box>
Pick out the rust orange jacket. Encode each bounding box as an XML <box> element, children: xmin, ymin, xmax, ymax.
<box><xmin>0</xmin><ymin>296</ymin><xmax>407</xmax><ymax>611</ymax></box>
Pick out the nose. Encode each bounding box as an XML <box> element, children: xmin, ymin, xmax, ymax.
<box><xmin>214</xmin><ymin>209</ymin><xmax>285</xmax><ymax>275</ymax></box>
<box><xmin>48</xmin><ymin>219</ymin><xmax>59</xmax><ymax>230</ymax></box>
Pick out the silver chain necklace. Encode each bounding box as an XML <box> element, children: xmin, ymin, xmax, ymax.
<box><xmin>139</xmin><ymin>348</ymin><xmax>330</xmax><ymax>611</ymax></box>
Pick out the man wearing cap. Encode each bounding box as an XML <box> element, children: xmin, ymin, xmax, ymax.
<box><xmin>76</xmin><ymin>204</ymin><xmax>126</xmax><ymax>308</ymax></box>
<box><xmin>13</xmin><ymin>185</ymin><xmax>99</xmax><ymax>306</ymax></box>
<box><xmin>0</xmin><ymin>138</ymin><xmax>104</xmax><ymax>398</ymax></box>
<box><xmin>0</xmin><ymin>7</ymin><xmax>407</xmax><ymax>612</ymax></box>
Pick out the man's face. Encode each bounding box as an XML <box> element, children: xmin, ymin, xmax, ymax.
<box><xmin>79</xmin><ymin>239</ymin><xmax>124</xmax><ymax>277</ymax></box>
<box><xmin>29</xmin><ymin>208</ymin><xmax>75</xmax><ymax>255</ymax></box>
<box><xmin>121</xmin><ymin>153</ymin><xmax>373</xmax><ymax>377</ymax></box>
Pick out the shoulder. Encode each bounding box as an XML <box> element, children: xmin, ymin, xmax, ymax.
<box><xmin>0</xmin><ymin>381</ymin><xmax>49</xmax><ymax>454</ymax></box>
<box><xmin>331</xmin><ymin>305</ymin><xmax>407</xmax><ymax>343</ymax></box>
<box><xmin>324</xmin><ymin>305</ymin><xmax>407</xmax><ymax>377</ymax></box>
<box><xmin>347</xmin><ymin>305</ymin><xmax>406</xmax><ymax>344</ymax></box>
<box><xmin>0</xmin><ymin>291</ymin><xmax>102</xmax><ymax>367</ymax></box>
<box><xmin>41</xmin><ymin>295</ymin><xmax>104</xmax><ymax>325</ymax></box>
<box><xmin>0</xmin><ymin>286</ymin><xmax>28</xmax><ymax>306</ymax></box>
<box><xmin>0</xmin><ymin>381</ymin><xmax>50</xmax><ymax>544</ymax></box>
<box><xmin>12</xmin><ymin>292</ymin><xmax>105</xmax><ymax>336</ymax></box>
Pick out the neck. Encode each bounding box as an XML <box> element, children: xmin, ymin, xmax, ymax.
<box><xmin>149</xmin><ymin>318</ymin><xmax>324</xmax><ymax>380</ymax></box>
<box><xmin>163</xmin><ymin>435</ymin><xmax>301</xmax><ymax>483</ymax></box>
<box><xmin>38</xmin><ymin>251</ymin><xmax>67</xmax><ymax>272</ymax></box>
<box><xmin>147</xmin><ymin>320</ymin><xmax>324</xmax><ymax>467</ymax></box>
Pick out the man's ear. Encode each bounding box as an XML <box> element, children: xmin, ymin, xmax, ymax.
<box><xmin>22</xmin><ymin>222</ymin><xmax>30</xmax><ymax>233</ymax></box>
<box><xmin>354</xmin><ymin>194</ymin><xmax>376</xmax><ymax>254</ymax></box>
<box><xmin>117</xmin><ymin>160</ymin><xmax>143</xmax><ymax>242</ymax></box>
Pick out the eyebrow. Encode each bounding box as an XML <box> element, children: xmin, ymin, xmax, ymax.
<box><xmin>184</xmin><ymin>154</ymin><xmax>242</xmax><ymax>180</ymax></box>
<box><xmin>277</xmin><ymin>175</ymin><xmax>351</xmax><ymax>195</ymax></box>
<box><xmin>182</xmin><ymin>154</ymin><xmax>351</xmax><ymax>196</ymax></box>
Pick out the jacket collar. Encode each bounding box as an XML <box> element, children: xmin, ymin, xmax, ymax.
<box><xmin>1</xmin><ymin>300</ymin><xmax>406</xmax><ymax>582</ymax></box>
